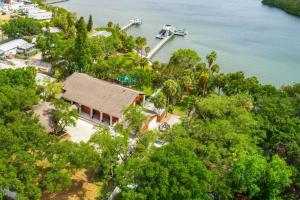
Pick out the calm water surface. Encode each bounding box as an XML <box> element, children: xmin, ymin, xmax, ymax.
<box><xmin>57</xmin><ymin>0</ymin><xmax>300</xmax><ymax>86</ymax></box>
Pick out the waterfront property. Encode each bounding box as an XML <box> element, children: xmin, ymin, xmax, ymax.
<box><xmin>62</xmin><ymin>73</ymin><xmax>145</xmax><ymax>126</ymax></box>
<box><xmin>27</xmin><ymin>8</ymin><xmax>53</xmax><ymax>20</ymax></box>
<box><xmin>16</xmin><ymin>42</ymin><xmax>36</xmax><ymax>55</ymax></box>
<box><xmin>0</xmin><ymin>39</ymin><xmax>35</xmax><ymax>57</ymax></box>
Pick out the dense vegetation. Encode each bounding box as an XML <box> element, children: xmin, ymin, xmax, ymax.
<box><xmin>1</xmin><ymin>17</ymin><xmax>42</xmax><ymax>39</ymax></box>
<box><xmin>0</xmin><ymin>3</ymin><xmax>299</xmax><ymax>200</ymax></box>
<box><xmin>0</xmin><ymin>68</ymin><xmax>101</xmax><ymax>199</ymax></box>
<box><xmin>263</xmin><ymin>0</ymin><xmax>300</xmax><ymax>17</ymax></box>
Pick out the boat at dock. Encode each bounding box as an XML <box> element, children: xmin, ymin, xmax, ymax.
<box><xmin>156</xmin><ymin>24</ymin><xmax>175</xmax><ymax>39</ymax></box>
<box><xmin>156</xmin><ymin>25</ymin><xmax>187</xmax><ymax>39</ymax></box>
<box><xmin>174</xmin><ymin>28</ymin><xmax>188</xmax><ymax>36</ymax></box>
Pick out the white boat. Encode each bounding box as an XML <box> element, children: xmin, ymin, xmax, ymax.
<box><xmin>156</xmin><ymin>24</ymin><xmax>175</xmax><ymax>39</ymax></box>
<box><xmin>174</xmin><ymin>28</ymin><xmax>188</xmax><ymax>36</ymax></box>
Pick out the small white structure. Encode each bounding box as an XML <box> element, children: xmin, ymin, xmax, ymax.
<box><xmin>27</xmin><ymin>8</ymin><xmax>52</xmax><ymax>20</ymax></box>
<box><xmin>0</xmin><ymin>39</ymin><xmax>29</xmax><ymax>56</ymax></box>
<box><xmin>42</xmin><ymin>27</ymin><xmax>61</xmax><ymax>33</ymax></box>
<box><xmin>91</xmin><ymin>30</ymin><xmax>112</xmax><ymax>38</ymax></box>
<box><xmin>17</xmin><ymin>43</ymin><xmax>36</xmax><ymax>54</ymax></box>
<box><xmin>20</xmin><ymin>3</ymin><xmax>38</xmax><ymax>13</ymax></box>
<box><xmin>9</xmin><ymin>2</ymin><xmax>24</xmax><ymax>11</ymax></box>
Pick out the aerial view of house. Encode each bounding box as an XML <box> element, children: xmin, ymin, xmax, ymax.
<box><xmin>1</xmin><ymin>0</ymin><xmax>299</xmax><ymax>199</ymax></box>
<box><xmin>62</xmin><ymin>73</ymin><xmax>145</xmax><ymax>126</ymax></box>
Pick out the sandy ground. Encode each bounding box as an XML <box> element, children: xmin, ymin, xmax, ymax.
<box><xmin>33</xmin><ymin>102</ymin><xmax>54</xmax><ymax>133</ymax></box>
<box><xmin>0</xmin><ymin>14</ymin><xmax>11</xmax><ymax>21</ymax></box>
<box><xmin>42</xmin><ymin>170</ymin><xmax>102</xmax><ymax>200</ymax></box>
<box><xmin>0</xmin><ymin>52</ymin><xmax>52</xmax><ymax>71</ymax></box>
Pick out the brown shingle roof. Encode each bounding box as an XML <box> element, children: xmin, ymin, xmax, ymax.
<box><xmin>62</xmin><ymin>73</ymin><xmax>144</xmax><ymax>118</ymax></box>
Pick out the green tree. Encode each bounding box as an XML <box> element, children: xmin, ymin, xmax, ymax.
<box><xmin>228</xmin><ymin>153</ymin><xmax>292</xmax><ymax>199</ymax></box>
<box><xmin>163</xmin><ymin>79</ymin><xmax>179</xmax><ymax>104</ymax></box>
<box><xmin>117</xmin><ymin>139</ymin><xmax>212</xmax><ymax>200</ymax></box>
<box><xmin>211</xmin><ymin>64</ymin><xmax>221</xmax><ymax>74</ymax></box>
<box><xmin>135</xmin><ymin>36</ymin><xmax>147</xmax><ymax>57</ymax></box>
<box><xmin>2</xmin><ymin>17</ymin><xmax>42</xmax><ymax>38</ymax></box>
<box><xmin>145</xmin><ymin>46</ymin><xmax>151</xmax><ymax>56</ymax></box>
<box><xmin>122</xmin><ymin>105</ymin><xmax>147</xmax><ymax>136</ymax></box>
<box><xmin>139</xmin><ymin>57</ymin><xmax>148</xmax><ymax>69</ymax></box>
<box><xmin>87</xmin><ymin>15</ymin><xmax>93</xmax><ymax>32</ymax></box>
<box><xmin>107</xmin><ymin>21</ymin><xmax>113</xmax><ymax>28</ymax></box>
<box><xmin>52</xmin><ymin>99</ymin><xmax>78</xmax><ymax>135</ymax></box>
<box><xmin>41</xmin><ymin>78</ymin><xmax>62</xmax><ymax>101</ymax></box>
<box><xmin>206</xmin><ymin>51</ymin><xmax>217</xmax><ymax>69</ymax></box>
<box><xmin>167</xmin><ymin>49</ymin><xmax>200</xmax><ymax>79</ymax></box>
<box><xmin>151</xmin><ymin>92</ymin><xmax>167</xmax><ymax>111</ymax></box>
<box><xmin>89</xmin><ymin>126</ymin><xmax>129</xmax><ymax>178</ymax></box>
<box><xmin>71</xmin><ymin>17</ymin><xmax>94</xmax><ymax>73</ymax></box>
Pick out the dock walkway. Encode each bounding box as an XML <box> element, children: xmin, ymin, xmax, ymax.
<box><xmin>146</xmin><ymin>33</ymin><xmax>175</xmax><ymax>59</ymax></box>
<box><xmin>121</xmin><ymin>18</ymin><xmax>142</xmax><ymax>31</ymax></box>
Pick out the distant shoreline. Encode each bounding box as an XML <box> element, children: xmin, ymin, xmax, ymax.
<box><xmin>262</xmin><ymin>0</ymin><xmax>300</xmax><ymax>18</ymax></box>
<box><xmin>44</xmin><ymin>0</ymin><xmax>69</xmax><ymax>4</ymax></box>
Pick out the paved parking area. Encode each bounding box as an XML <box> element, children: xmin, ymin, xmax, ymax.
<box><xmin>66</xmin><ymin>119</ymin><xmax>98</xmax><ymax>143</ymax></box>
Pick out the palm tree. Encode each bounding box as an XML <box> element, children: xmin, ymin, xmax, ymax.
<box><xmin>135</xmin><ymin>36</ymin><xmax>147</xmax><ymax>57</ymax></box>
<box><xmin>181</xmin><ymin>75</ymin><xmax>194</xmax><ymax>94</ymax></box>
<box><xmin>198</xmin><ymin>71</ymin><xmax>210</xmax><ymax>96</ymax></box>
<box><xmin>206</xmin><ymin>51</ymin><xmax>217</xmax><ymax>69</ymax></box>
<box><xmin>140</xmin><ymin>57</ymin><xmax>149</xmax><ymax>69</ymax></box>
<box><xmin>211</xmin><ymin>64</ymin><xmax>220</xmax><ymax>74</ymax></box>
<box><xmin>145</xmin><ymin>46</ymin><xmax>151</xmax><ymax>56</ymax></box>
<box><xmin>163</xmin><ymin>79</ymin><xmax>179</xmax><ymax>105</ymax></box>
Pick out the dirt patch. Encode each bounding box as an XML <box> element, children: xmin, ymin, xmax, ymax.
<box><xmin>42</xmin><ymin>170</ymin><xmax>102</xmax><ymax>200</ymax></box>
<box><xmin>0</xmin><ymin>14</ymin><xmax>11</xmax><ymax>21</ymax></box>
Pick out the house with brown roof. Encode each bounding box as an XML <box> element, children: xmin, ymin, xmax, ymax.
<box><xmin>62</xmin><ymin>73</ymin><xmax>145</xmax><ymax>126</ymax></box>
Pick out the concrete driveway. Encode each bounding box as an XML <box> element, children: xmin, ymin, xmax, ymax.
<box><xmin>66</xmin><ymin>119</ymin><xmax>98</xmax><ymax>143</ymax></box>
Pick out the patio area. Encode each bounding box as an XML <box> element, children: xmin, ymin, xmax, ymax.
<box><xmin>66</xmin><ymin>119</ymin><xmax>98</xmax><ymax>143</ymax></box>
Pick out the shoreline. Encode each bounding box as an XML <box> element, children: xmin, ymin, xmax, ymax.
<box><xmin>44</xmin><ymin>0</ymin><xmax>69</xmax><ymax>4</ymax></box>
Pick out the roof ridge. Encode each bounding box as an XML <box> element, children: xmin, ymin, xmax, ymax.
<box><xmin>74</xmin><ymin>73</ymin><xmax>144</xmax><ymax>94</ymax></box>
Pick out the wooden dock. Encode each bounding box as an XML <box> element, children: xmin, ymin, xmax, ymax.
<box><xmin>121</xmin><ymin>18</ymin><xmax>142</xmax><ymax>31</ymax></box>
<box><xmin>146</xmin><ymin>33</ymin><xmax>175</xmax><ymax>59</ymax></box>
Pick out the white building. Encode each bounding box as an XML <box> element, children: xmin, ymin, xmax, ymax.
<box><xmin>8</xmin><ymin>2</ymin><xmax>24</xmax><ymax>11</ymax></box>
<box><xmin>0</xmin><ymin>39</ymin><xmax>34</xmax><ymax>57</ymax></box>
<box><xmin>20</xmin><ymin>3</ymin><xmax>38</xmax><ymax>13</ymax></box>
<box><xmin>27</xmin><ymin>8</ymin><xmax>52</xmax><ymax>20</ymax></box>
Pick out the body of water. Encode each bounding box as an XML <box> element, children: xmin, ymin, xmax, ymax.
<box><xmin>57</xmin><ymin>0</ymin><xmax>300</xmax><ymax>86</ymax></box>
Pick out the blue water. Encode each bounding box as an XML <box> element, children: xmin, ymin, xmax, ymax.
<box><xmin>57</xmin><ymin>0</ymin><xmax>300</xmax><ymax>86</ymax></box>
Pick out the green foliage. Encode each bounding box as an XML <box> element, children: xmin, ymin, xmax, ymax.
<box><xmin>0</xmin><ymin>69</ymin><xmax>100</xmax><ymax>199</ymax></box>
<box><xmin>89</xmin><ymin>126</ymin><xmax>129</xmax><ymax>178</ymax></box>
<box><xmin>151</xmin><ymin>92</ymin><xmax>167</xmax><ymax>110</ymax></box>
<box><xmin>117</xmin><ymin>139</ymin><xmax>211</xmax><ymax>200</ymax></box>
<box><xmin>167</xmin><ymin>49</ymin><xmax>200</xmax><ymax>79</ymax></box>
<box><xmin>135</xmin><ymin>36</ymin><xmax>147</xmax><ymax>57</ymax></box>
<box><xmin>52</xmin><ymin>99</ymin><xmax>78</xmax><ymax>134</ymax></box>
<box><xmin>87</xmin><ymin>15</ymin><xmax>93</xmax><ymax>32</ymax></box>
<box><xmin>73</xmin><ymin>17</ymin><xmax>93</xmax><ymax>73</ymax></box>
<box><xmin>41</xmin><ymin>78</ymin><xmax>62</xmax><ymax>101</ymax></box>
<box><xmin>163</xmin><ymin>79</ymin><xmax>180</xmax><ymax>104</ymax></box>
<box><xmin>263</xmin><ymin>0</ymin><xmax>300</xmax><ymax>17</ymax></box>
<box><xmin>122</xmin><ymin>105</ymin><xmax>147</xmax><ymax>135</ymax></box>
<box><xmin>0</xmin><ymin>67</ymin><xmax>37</xmax><ymax>88</ymax></box>
<box><xmin>228</xmin><ymin>153</ymin><xmax>292</xmax><ymax>199</ymax></box>
<box><xmin>49</xmin><ymin>6</ymin><xmax>77</xmax><ymax>37</ymax></box>
<box><xmin>2</xmin><ymin>17</ymin><xmax>42</xmax><ymax>38</ymax></box>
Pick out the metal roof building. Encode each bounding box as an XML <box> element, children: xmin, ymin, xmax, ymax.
<box><xmin>0</xmin><ymin>39</ymin><xmax>28</xmax><ymax>54</ymax></box>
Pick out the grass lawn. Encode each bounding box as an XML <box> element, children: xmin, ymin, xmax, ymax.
<box><xmin>42</xmin><ymin>169</ymin><xmax>103</xmax><ymax>200</ymax></box>
<box><xmin>173</xmin><ymin>106</ymin><xmax>186</xmax><ymax>117</ymax></box>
